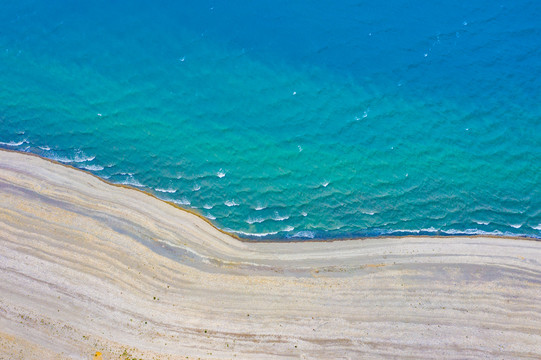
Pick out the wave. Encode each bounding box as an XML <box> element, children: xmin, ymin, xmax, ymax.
<box><xmin>119</xmin><ymin>177</ymin><xmax>144</xmax><ymax>187</ymax></box>
<box><xmin>375</xmin><ymin>227</ymin><xmax>540</xmax><ymax>239</ymax></box>
<box><xmin>155</xmin><ymin>188</ymin><xmax>177</xmax><ymax>194</ymax></box>
<box><xmin>532</xmin><ymin>224</ymin><xmax>541</xmax><ymax>231</ymax></box>
<box><xmin>246</xmin><ymin>217</ymin><xmax>266</xmax><ymax>224</ymax></box>
<box><xmin>273</xmin><ymin>212</ymin><xmax>289</xmax><ymax>221</ymax></box>
<box><xmin>205</xmin><ymin>213</ymin><xmax>216</xmax><ymax>220</ymax></box>
<box><xmin>52</xmin><ymin>152</ymin><xmax>95</xmax><ymax>163</ymax></box>
<box><xmin>292</xmin><ymin>231</ymin><xmax>315</xmax><ymax>239</ymax></box>
<box><xmin>39</xmin><ymin>145</ymin><xmax>51</xmax><ymax>151</ymax></box>
<box><xmin>192</xmin><ymin>184</ymin><xmax>201</xmax><ymax>191</ymax></box>
<box><xmin>80</xmin><ymin>164</ymin><xmax>104</xmax><ymax>171</ymax></box>
<box><xmin>474</xmin><ymin>220</ymin><xmax>490</xmax><ymax>225</ymax></box>
<box><xmin>227</xmin><ymin>229</ymin><xmax>279</xmax><ymax>237</ymax></box>
<box><xmin>172</xmin><ymin>198</ymin><xmax>191</xmax><ymax>206</ymax></box>
<box><xmin>0</xmin><ymin>139</ymin><xmax>28</xmax><ymax>146</ymax></box>
<box><xmin>255</xmin><ymin>205</ymin><xmax>266</xmax><ymax>211</ymax></box>
<box><xmin>202</xmin><ymin>204</ymin><xmax>213</xmax><ymax>210</ymax></box>
<box><xmin>225</xmin><ymin>200</ymin><xmax>239</xmax><ymax>207</ymax></box>
<box><xmin>217</xmin><ymin>170</ymin><xmax>226</xmax><ymax>178</ymax></box>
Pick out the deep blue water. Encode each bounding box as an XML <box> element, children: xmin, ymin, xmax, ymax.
<box><xmin>1</xmin><ymin>0</ymin><xmax>540</xmax><ymax>239</ymax></box>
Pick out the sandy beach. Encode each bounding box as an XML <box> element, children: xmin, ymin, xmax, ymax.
<box><xmin>0</xmin><ymin>149</ymin><xmax>540</xmax><ymax>359</ymax></box>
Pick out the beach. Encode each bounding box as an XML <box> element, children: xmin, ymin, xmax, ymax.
<box><xmin>0</xmin><ymin>149</ymin><xmax>540</xmax><ymax>359</ymax></box>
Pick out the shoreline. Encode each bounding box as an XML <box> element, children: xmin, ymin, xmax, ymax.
<box><xmin>1</xmin><ymin>149</ymin><xmax>540</xmax><ymax>359</ymax></box>
<box><xmin>0</xmin><ymin>148</ymin><xmax>537</xmax><ymax>243</ymax></box>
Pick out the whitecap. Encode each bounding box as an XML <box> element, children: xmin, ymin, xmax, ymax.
<box><xmin>474</xmin><ymin>220</ymin><xmax>490</xmax><ymax>225</ymax></box>
<box><xmin>228</xmin><ymin>229</ymin><xmax>279</xmax><ymax>237</ymax></box>
<box><xmin>273</xmin><ymin>213</ymin><xmax>289</xmax><ymax>221</ymax></box>
<box><xmin>363</xmin><ymin>108</ymin><xmax>369</xmax><ymax>118</ymax></box>
<box><xmin>246</xmin><ymin>217</ymin><xmax>265</xmax><ymax>224</ymax></box>
<box><xmin>54</xmin><ymin>152</ymin><xmax>95</xmax><ymax>163</ymax></box>
<box><xmin>156</xmin><ymin>188</ymin><xmax>177</xmax><ymax>194</ymax></box>
<box><xmin>205</xmin><ymin>213</ymin><xmax>216</xmax><ymax>220</ymax></box>
<box><xmin>39</xmin><ymin>145</ymin><xmax>51</xmax><ymax>151</ymax></box>
<box><xmin>282</xmin><ymin>225</ymin><xmax>295</xmax><ymax>232</ymax></box>
<box><xmin>203</xmin><ymin>204</ymin><xmax>213</xmax><ymax>210</ymax></box>
<box><xmin>533</xmin><ymin>224</ymin><xmax>541</xmax><ymax>231</ymax></box>
<box><xmin>80</xmin><ymin>164</ymin><xmax>104</xmax><ymax>171</ymax></box>
<box><xmin>293</xmin><ymin>231</ymin><xmax>315</xmax><ymax>239</ymax></box>
<box><xmin>217</xmin><ymin>170</ymin><xmax>226</xmax><ymax>178</ymax></box>
<box><xmin>255</xmin><ymin>205</ymin><xmax>266</xmax><ymax>211</ymax></box>
<box><xmin>509</xmin><ymin>224</ymin><xmax>522</xmax><ymax>229</ymax></box>
<box><xmin>322</xmin><ymin>181</ymin><xmax>329</xmax><ymax>187</ymax></box>
<box><xmin>0</xmin><ymin>139</ymin><xmax>27</xmax><ymax>146</ymax></box>
<box><xmin>225</xmin><ymin>200</ymin><xmax>239</xmax><ymax>207</ymax></box>
<box><xmin>119</xmin><ymin>176</ymin><xmax>144</xmax><ymax>187</ymax></box>
<box><xmin>172</xmin><ymin>198</ymin><xmax>191</xmax><ymax>206</ymax></box>
<box><xmin>192</xmin><ymin>184</ymin><xmax>201</xmax><ymax>191</ymax></box>
<box><xmin>301</xmin><ymin>211</ymin><xmax>308</xmax><ymax>217</ymax></box>
<box><xmin>298</xmin><ymin>145</ymin><xmax>303</xmax><ymax>152</ymax></box>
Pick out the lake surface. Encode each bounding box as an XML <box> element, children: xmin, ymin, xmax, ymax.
<box><xmin>1</xmin><ymin>0</ymin><xmax>540</xmax><ymax>239</ymax></box>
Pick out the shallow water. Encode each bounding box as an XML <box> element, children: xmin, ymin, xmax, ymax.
<box><xmin>1</xmin><ymin>0</ymin><xmax>540</xmax><ymax>239</ymax></box>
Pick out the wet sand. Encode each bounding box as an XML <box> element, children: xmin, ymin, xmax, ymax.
<box><xmin>0</xmin><ymin>149</ymin><xmax>540</xmax><ymax>359</ymax></box>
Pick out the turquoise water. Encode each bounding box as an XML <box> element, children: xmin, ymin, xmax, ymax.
<box><xmin>1</xmin><ymin>0</ymin><xmax>540</xmax><ymax>239</ymax></box>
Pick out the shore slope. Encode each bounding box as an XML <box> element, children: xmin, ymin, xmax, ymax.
<box><xmin>0</xmin><ymin>149</ymin><xmax>540</xmax><ymax>359</ymax></box>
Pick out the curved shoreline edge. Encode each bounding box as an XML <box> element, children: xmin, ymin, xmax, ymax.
<box><xmin>0</xmin><ymin>148</ymin><xmax>537</xmax><ymax>243</ymax></box>
<box><xmin>1</xmin><ymin>149</ymin><xmax>540</xmax><ymax>359</ymax></box>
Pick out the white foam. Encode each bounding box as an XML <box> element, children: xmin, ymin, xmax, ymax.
<box><xmin>156</xmin><ymin>188</ymin><xmax>177</xmax><ymax>194</ymax></box>
<box><xmin>172</xmin><ymin>198</ymin><xmax>191</xmax><ymax>206</ymax></box>
<box><xmin>533</xmin><ymin>224</ymin><xmax>541</xmax><ymax>231</ymax></box>
<box><xmin>246</xmin><ymin>217</ymin><xmax>265</xmax><ymax>224</ymax></box>
<box><xmin>255</xmin><ymin>205</ymin><xmax>266</xmax><ymax>211</ymax></box>
<box><xmin>273</xmin><ymin>213</ymin><xmax>289</xmax><ymax>221</ymax></box>
<box><xmin>203</xmin><ymin>204</ymin><xmax>213</xmax><ymax>210</ymax></box>
<box><xmin>228</xmin><ymin>229</ymin><xmax>279</xmax><ymax>237</ymax></box>
<box><xmin>119</xmin><ymin>177</ymin><xmax>144</xmax><ymax>187</ymax></box>
<box><xmin>301</xmin><ymin>211</ymin><xmax>308</xmax><ymax>217</ymax></box>
<box><xmin>54</xmin><ymin>153</ymin><xmax>95</xmax><ymax>163</ymax></box>
<box><xmin>205</xmin><ymin>213</ymin><xmax>216</xmax><ymax>220</ymax></box>
<box><xmin>225</xmin><ymin>200</ymin><xmax>239</xmax><ymax>207</ymax></box>
<box><xmin>192</xmin><ymin>184</ymin><xmax>201</xmax><ymax>191</ymax></box>
<box><xmin>282</xmin><ymin>225</ymin><xmax>295</xmax><ymax>232</ymax></box>
<box><xmin>363</xmin><ymin>108</ymin><xmax>369</xmax><ymax>118</ymax></box>
<box><xmin>39</xmin><ymin>145</ymin><xmax>51</xmax><ymax>151</ymax></box>
<box><xmin>298</xmin><ymin>145</ymin><xmax>303</xmax><ymax>152</ymax></box>
<box><xmin>474</xmin><ymin>220</ymin><xmax>490</xmax><ymax>225</ymax></box>
<box><xmin>510</xmin><ymin>223</ymin><xmax>522</xmax><ymax>229</ymax></box>
<box><xmin>0</xmin><ymin>139</ymin><xmax>27</xmax><ymax>146</ymax></box>
<box><xmin>217</xmin><ymin>170</ymin><xmax>226</xmax><ymax>178</ymax></box>
<box><xmin>80</xmin><ymin>164</ymin><xmax>104</xmax><ymax>171</ymax></box>
<box><xmin>293</xmin><ymin>231</ymin><xmax>315</xmax><ymax>239</ymax></box>
<box><xmin>322</xmin><ymin>181</ymin><xmax>329</xmax><ymax>187</ymax></box>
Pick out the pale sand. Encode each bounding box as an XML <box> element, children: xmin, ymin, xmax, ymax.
<box><xmin>0</xmin><ymin>149</ymin><xmax>540</xmax><ymax>359</ymax></box>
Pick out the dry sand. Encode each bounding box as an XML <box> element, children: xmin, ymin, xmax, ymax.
<box><xmin>0</xmin><ymin>149</ymin><xmax>540</xmax><ymax>359</ymax></box>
